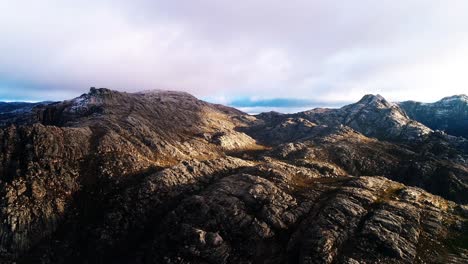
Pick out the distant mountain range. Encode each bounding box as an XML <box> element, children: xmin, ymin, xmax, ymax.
<box><xmin>0</xmin><ymin>88</ymin><xmax>466</xmax><ymax>263</ymax></box>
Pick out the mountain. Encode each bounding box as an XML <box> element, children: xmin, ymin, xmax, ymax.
<box><xmin>296</xmin><ymin>94</ymin><xmax>432</xmax><ymax>141</ymax></box>
<box><xmin>0</xmin><ymin>101</ymin><xmax>52</xmax><ymax>126</ymax></box>
<box><xmin>0</xmin><ymin>102</ymin><xmax>35</xmax><ymax>113</ymax></box>
<box><xmin>399</xmin><ymin>94</ymin><xmax>468</xmax><ymax>138</ymax></box>
<box><xmin>244</xmin><ymin>95</ymin><xmax>468</xmax><ymax>203</ymax></box>
<box><xmin>245</xmin><ymin>94</ymin><xmax>432</xmax><ymax>143</ymax></box>
<box><xmin>0</xmin><ymin>88</ymin><xmax>466</xmax><ymax>264</ymax></box>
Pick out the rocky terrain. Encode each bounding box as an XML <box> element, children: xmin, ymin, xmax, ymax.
<box><xmin>399</xmin><ymin>95</ymin><xmax>468</xmax><ymax>139</ymax></box>
<box><xmin>0</xmin><ymin>88</ymin><xmax>466</xmax><ymax>263</ymax></box>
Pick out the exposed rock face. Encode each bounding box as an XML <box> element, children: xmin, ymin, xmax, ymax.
<box><xmin>243</xmin><ymin>95</ymin><xmax>433</xmax><ymax>143</ymax></box>
<box><xmin>399</xmin><ymin>95</ymin><xmax>468</xmax><ymax>139</ymax></box>
<box><xmin>295</xmin><ymin>94</ymin><xmax>432</xmax><ymax>141</ymax></box>
<box><xmin>246</xmin><ymin>106</ymin><xmax>468</xmax><ymax>204</ymax></box>
<box><xmin>148</xmin><ymin>175</ymin><xmax>465</xmax><ymax>264</ymax></box>
<box><xmin>0</xmin><ymin>88</ymin><xmax>466</xmax><ymax>263</ymax></box>
<box><xmin>274</xmin><ymin>129</ymin><xmax>468</xmax><ymax>204</ymax></box>
<box><xmin>0</xmin><ymin>124</ymin><xmax>92</xmax><ymax>258</ymax></box>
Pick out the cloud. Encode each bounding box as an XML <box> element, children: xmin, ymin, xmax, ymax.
<box><xmin>1</xmin><ymin>0</ymin><xmax>468</xmax><ymax>105</ymax></box>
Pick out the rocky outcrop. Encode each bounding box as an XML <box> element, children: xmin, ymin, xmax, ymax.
<box><xmin>29</xmin><ymin>158</ymin><xmax>465</xmax><ymax>264</ymax></box>
<box><xmin>399</xmin><ymin>95</ymin><xmax>468</xmax><ymax>138</ymax></box>
<box><xmin>148</xmin><ymin>173</ymin><xmax>466</xmax><ymax>264</ymax></box>
<box><xmin>0</xmin><ymin>124</ymin><xmax>92</xmax><ymax>258</ymax></box>
<box><xmin>88</xmin><ymin>157</ymin><xmax>254</xmax><ymax>257</ymax></box>
<box><xmin>288</xmin><ymin>177</ymin><xmax>466</xmax><ymax>264</ymax></box>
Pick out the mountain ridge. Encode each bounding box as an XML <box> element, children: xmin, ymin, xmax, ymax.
<box><xmin>399</xmin><ymin>94</ymin><xmax>468</xmax><ymax>139</ymax></box>
<box><xmin>0</xmin><ymin>88</ymin><xmax>467</xmax><ymax>263</ymax></box>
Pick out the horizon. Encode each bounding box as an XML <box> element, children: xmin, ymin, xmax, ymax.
<box><xmin>1</xmin><ymin>87</ymin><xmax>466</xmax><ymax>115</ymax></box>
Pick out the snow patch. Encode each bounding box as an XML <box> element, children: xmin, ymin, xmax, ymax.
<box><xmin>69</xmin><ymin>95</ymin><xmax>91</xmax><ymax>112</ymax></box>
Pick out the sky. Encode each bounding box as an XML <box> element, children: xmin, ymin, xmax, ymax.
<box><xmin>1</xmin><ymin>0</ymin><xmax>468</xmax><ymax>112</ymax></box>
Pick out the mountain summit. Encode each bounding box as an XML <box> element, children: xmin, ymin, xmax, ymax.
<box><xmin>355</xmin><ymin>94</ymin><xmax>391</xmax><ymax>107</ymax></box>
<box><xmin>295</xmin><ymin>94</ymin><xmax>432</xmax><ymax>140</ymax></box>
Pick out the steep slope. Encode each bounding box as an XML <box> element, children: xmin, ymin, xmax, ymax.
<box><xmin>400</xmin><ymin>95</ymin><xmax>468</xmax><ymax>138</ymax></box>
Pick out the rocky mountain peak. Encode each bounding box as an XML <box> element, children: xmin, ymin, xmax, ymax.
<box><xmin>67</xmin><ymin>87</ymin><xmax>122</xmax><ymax>112</ymax></box>
<box><xmin>354</xmin><ymin>94</ymin><xmax>394</xmax><ymax>109</ymax></box>
<box><xmin>89</xmin><ymin>87</ymin><xmax>113</xmax><ymax>95</ymax></box>
<box><xmin>292</xmin><ymin>93</ymin><xmax>432</xmax><ymax>141</ymax></box>
<box><xmin>341</xmin><ymin>93</ymin><xmax>405</xmax><ymax>122</ymax></box>
<box><xmin>358</xmin><ymin>93</ymin><xmax>385</xmax><ymax>103</ymax></box>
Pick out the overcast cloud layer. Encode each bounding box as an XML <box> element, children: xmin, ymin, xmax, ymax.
<box><xmin>1</xmin><ymin>0</ymin><xmax>468</xmax><ymax>109</ymax></box>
